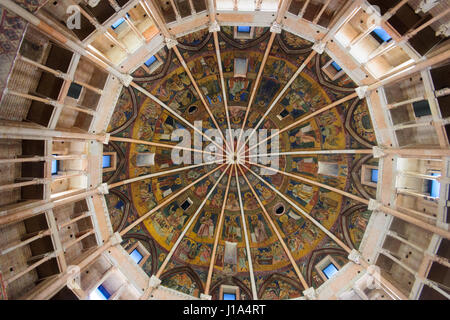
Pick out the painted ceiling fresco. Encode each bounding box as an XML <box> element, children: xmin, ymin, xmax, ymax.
<box><xmin>104</xmin><ymin>27</ymin><xmax>379</xmax><ymax>299</ymax></box>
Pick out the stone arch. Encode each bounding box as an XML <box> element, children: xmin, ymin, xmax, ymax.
<box><xmin>258</xmin><ymin>273</ymin><xmax>304</xmax><ymax>300</ymax></box>
<box><xmin>160</xmin><ymin>266</ymin><xmax>204</xmax><ymax>297</ymax></box>
<box><xmin>306</xmin><ymin>247</ymin><xmax>348</xmax><ymax>287</ymax></box>
<box><xmin>210</xmin><ymin>276</ymin><xmax>253</xmax><ymax>300</ymax></box>
<box><xmin>122</xmin><ymin>233</ymin><xmax>158</xmax><ymax>276</ymax></box>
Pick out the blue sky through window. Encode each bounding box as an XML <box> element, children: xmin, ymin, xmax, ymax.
<box><xmin>51</xmin><ymin>159</ymin><xmax>59</xmax><ymax>175</ymax></box>
<box><xmin>237</xmin><ymin>26</ymin><xmax>251</xmax><ymax>33</ymax></box>
<box><xmin>102</xmin><ymin>155</ymin><xmax>111</xmax><ymax>168</ymax></box>
<box><xmin>322</xmin><ymin>263</ymin><xmax>339</xmax><ymax>279</ymax></box>
<box><xmin>371</xmin><ymin>169</ymin><xmax>379</xmax><ymax>183</ymax></box>
<box><xmin>89</xmin><ymin>284</ymin><xmax>110</xmax><ymax>300</ymax></box>
<box><xmin>372</xmin><ymin>26</ymin><xmax>392</xmax><ymax>43</ymax></box>
<box><xmin>130</xmin><ymin>248</ymin><xmax>143</xmax><ymax>264</ymax></box>
<box><xmin>429</xmin><ymin>173</ymin><xmax>441</xmax><ymax>198</ymax></box>
<box><xmin>111</xmin><ymin>14</ymin><xmax>129</xmax><ymax>29</ymax></box>
<box><xmin>145</xmin><ymin>55</ymin><xmax>157</xmax><ymax>67</ymax></box>
<box><xmin>223</xmin><ymin>293</ymin><xmax>236</xmax><ymax>300</ymax></box>
<box><xmin>331</xmin><ymin>61</ymin><xmax>342</xmax><ymax>72</ymax></box>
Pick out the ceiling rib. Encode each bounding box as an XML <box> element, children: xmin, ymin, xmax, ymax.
<box><xmin>145</xmin><ymin>0</ymin><xmax>230</xmax><ymax>155</ymax></box>
<box><xmin>109</xmin><ymin>136</ymin><xmax>216</xmax><ymax>156</ymax></box>
<box><xmin>212</xmin><ymin>23</ymin><xmax>235</xmax><ymax>154</ymax></box>
<box><xmin>237</xmin><ymin>164</ymin><xmax>310</xmax><ymax>291</ymax></box>
<box><xmin>204</xmin><ymin>164</ymin><xmax>234</xmax><ymax>296</ymax></box>
<box><xmin>108</xmin><ymin>160</ymin><xmax>221</xmax><ymax>189</ymax></box>
<box><xmin>142</xmin><ymin>164</ymin><xmax>232</xmax><ymax>299</ymax></box>
<box><xmin>234</xmin><ymin>164</ymin><xmax>258</xmax><ymax>300</ymax></box>
<box><xmin>242</xmin><ymin>163</ymin><xmax>408</xmax><ymax>300</ymax></box>
<box><xmin>237</xmin><ymin>49</ymin><xmax>317</xmax><ymax>156</ymax></box>
<box><xmin>247</xmin><ymin>91</ymin><xmax>358</xmax><ymax>154</ymax></box>
<box><xmin>119</xmin><ymin>164</ymin><xmax>226</xmax><ymax>236</ymax></box>
<box><xmin>130</xmin><ymin>82</ymin><xmax>227</xmax><ymax>155</ymax></box>
<box><xmin>235</xmin><ymin>0</ymin><xmax>291</xmax><ymax>155</ymax></box>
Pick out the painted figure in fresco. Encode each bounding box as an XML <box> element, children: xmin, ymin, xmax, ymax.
<box><xmin>229</xmin><ymin>107</ymin><xmax>244</xmax><ymax>125</ymax></box>
<box><xmin>200</xmin><ymin>79</ymin><xmax>221</xmax><ymax>101</ymax></box>
<box><xmin>247</xmin><ymin>54</ymin><xmax>259</xmax><ymax>73</ymax></box>
<box><xmin>138</xmin><ymin>183</ymin><xmax>157</xmax><ymax>210</ymax></box>
<box><xmin>288</xmin><ymin>234</ymin><xmax>304</xmax><ymax>252</ymax></box>
<box><xmin>155</xmin><ymin>115</ymin><xmax>174</xmax><ymax>136</ymax></box>
<box><xmin>215</xmin><ymin>110</ymin><xmax>226</xmax><ymax>124</ymax></box>
<box><xmin>292</xmin><ymin>158</ymin><xmax>318</xmax><ymax>176</ymax></box>
<box><xmin>280</xmin><ymin>281</ymin><xmax>297</xmax><ymax>299</ymax></box>
<box><xmin>238</xmin><ymin>247</ymin><xmax>247</xmax><ymax>271</ymax></box>
<box><xmin>195</xmin><ymin>180</ymin><xmax>211</xmax><ymax>197</ymax></box>
<box><xmin>256</xmin><ymin>247</ymin><xmax>273</xmax><ymax>265</ymax></box>
<box><xmin>158</xmin><ymin>175</ymin><xmax>181</xmax><ymax>189</ymax></box>
<box><xmin>226</xmin><ymin>193</ymin><xmax>239</xmax><ymax>211</ymax></box>
<box><xmin>299</xmin><ymin>221</ymin><xmax>319</xmax><ymax>242</ymax></box>
<box><xmin>316</xmin><ymin>193</ymin><xmax>338</xmax><ymax>213</ymax></box>
<box><xmin>313</xmin><ymin>193</ymin><xmax>337</xmax><ymax>222</ymax></box>
<box><xmin>263</xmin><ymin>288</ymin><xmax>279</xmax><ymax>300</ymax></box>
<box><xmin>198</xmin><ymin>244</ymin><xmax>211</xmax><ymax>263</ymax></box>
<box><xmin>197</xmin><ymin>212</ymin><xmax>214</xmax><ymax>238</ymax></box>
<box><xmin>156</xmin><ymin>81</ymin><xmax>170</xmax><ymax>101</ymax></box>
<box><xmin>137</xmin><ymin>100</ymin><xmax>161</xmax><ymax>140</ymax></box>
<box><xmin>180</xmin><ymin>29</ymin><xmax>207</xmax><ymax>45</ymax></box>
<box><xmin>282</xmin><ymin>91</ymin><xmax>309</xmax><ymax>118</ymax></box>
<box><xmin>224</xmin><ymin>216</ymin><xmax>240</xmax><ymax>241</ymax></box>
<box><xmin>244</xmin><ymin>192</ymin><xmax>258</xmax><ymax>210</ymax></box>
<box><xmin>251</xmin><ymin>215</ymin><xmax>268</xmax><ymax>243</ymax></box>
<box><xmin>188</xmin><ymin>242</ymin><xmax>198</xmax><ymax>260</ymax></box>
<box><xmin>312</xmin><ymin>271</ymin><xmax>323</xmax><ymax>287</ymax></box>
<box><xmin>289</xmin><ymin>128</ymin><xmax>317</xmax><ymax>146</ymax></box>
<box><xmin>172</xmin><ymin>89</ymin><xmax>195</xmax><ymax>113</ymax></box>
<box><xmin>205</xmin><ymin>56</ymin><xmax>218</xmax><ymax>74</ymax></box>
<box><xmin>167</xmin><ymin>207</ymin><xmax>187</xmax><ymax>231</ymax></box>
<box><xmin>164</xmin><ymin>273</ymin><xmax>197</xmax><ymax>297</ymax></box>
<box><xmin>211</xmin><ymin>189</ymin><xmax>223</xmax><ymax>208</ymax></box>
<box><xmin>191</xmin><ymin>59</ymin><xmax>205</xmax><ymax>79</ymax></box>
<box><xmin>228</xmin><ymin>77</ymin><xmax>249</xmax><ymax>101</ymax></box>
<box><xmin>288</xmin><ymin>182</ymin><xmax>314</xmax><ymax>205</ymax></box>
<box><xmin>153</xmin><ymin>209</ymin><xmax>175</xmax><ymax>243</ymax></box>
<box><xmin>177</xmin><ymin>238</ymin><xmax>191</xmax><ymax>261</ymax></box>
<box><xmin>272</xmin><ymin>243</ymin><xmax>284</xmax><ymax>264</ymax></box>
<box><xmin>215</xmin><ymin>245</ymin><xmax>224</xmax><ymax>267</ymax></box>
<box><xmin>166</xmin><ymin>74</ymin><xmax>185</xmax><ymax>92</ymax></box>
<box><xmin>255</xmin><ymin>184</ymin><xmax>272</xmax><ymax>201</ymax></box>
<box><xmin>278</xmin><ymin>214</ymin><xmax>296</xmax><ymax>235</ymax></box>
<box><xmin>319</xmin><ymin>112</ymin><xmax>343</xmax><ymax>147</ymax></box>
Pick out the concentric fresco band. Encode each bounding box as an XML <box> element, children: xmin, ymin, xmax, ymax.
<box><xmin>104</xmin><ymin>27</ymin><xmax>377</xmax><ymax>298</ymax></box>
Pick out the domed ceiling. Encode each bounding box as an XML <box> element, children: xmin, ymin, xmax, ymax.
<box><xmin>103</xmin><ymin>26</ymin><xmax>378</xmax><ymax>299</ymax></box>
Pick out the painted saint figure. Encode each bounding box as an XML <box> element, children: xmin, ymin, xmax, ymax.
<box><xmin>251</xmin><ymin>215</ymin><xmax>268</xmax><ymax>243</ymax></box>
<box><xmin>197</xmin><ymin>212</ymin><xmax>214</xmax><ymax>238</ymax></box>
